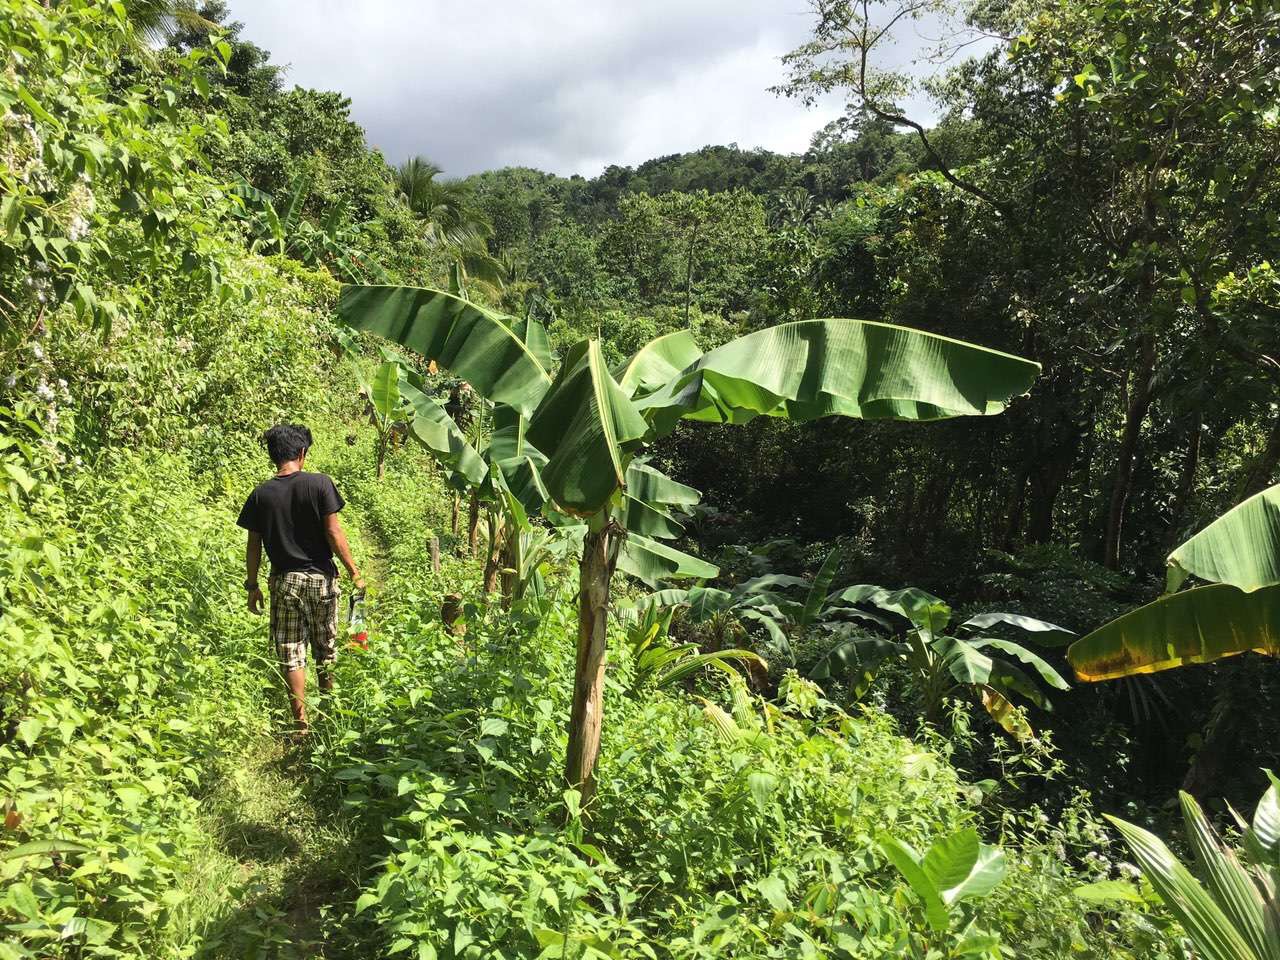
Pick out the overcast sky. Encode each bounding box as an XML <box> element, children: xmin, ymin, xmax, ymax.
<box><xmin>229</xmin><ymin>0</ymin><xmax>945</xmax><ymax>178</ymax></box>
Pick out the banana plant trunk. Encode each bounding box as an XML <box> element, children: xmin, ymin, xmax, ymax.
<box><xmin>482</xmin><ymin>510</ymin><xmax>504</xmax><ymax>594</ymax></box>
<box><xmin>564</xmin><ymin>518</ymin><xmax>621</xmax><ymax>807</ymax></box>
<box><xmin>466</xmin><ymin>490</ymin><xmax>480</xmax><ymax>556</ymax></box>
<box><xmin>499</xmin><ymin>530</ymin><xmax>519</xmax><ymax>610</ymax></box>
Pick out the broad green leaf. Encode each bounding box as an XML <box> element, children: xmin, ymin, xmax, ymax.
<box><xmin>1108</xmin><ymin>814</ymin><xmax>1258</xmax><ymax>960</ymax></box>
<box><xmin>740</xmin><ymin>608</ymin><xmax>791</xmax><ymax>654</ymax></box>
<box><xmin>879</xmin><ymin>835</ymin><xmax>949</xmax><ymax>932</ymax></box>
<box><xmin>871</xmin><ymin>587</ymin><xmax>952</xmax><ymax>638</ymax></box>
<box><xmin>808</xmin><ymin>634</ymin><xmax>904</xmax><ymax>684</ymax></box>
<box><xmin>686</xmin><ymin>586</ymin><xmax>735</xmax><ymax>620</ymax></box>
<box><xmin>960</xmin><ymin>612</ymin><xmax>1075</xmax><ymax>646</ymax></box>
<box><xmin>657</xmin><ymin>648</ymin><xmax>764</xmax><ymax>688</ymax></box>
<box><xmin>1068</xmin><ymin>583</ymin><xmax>1280</xmax><ymax>681</ymax></box>
<box><xmin>937</xmin><ymin>637</ymin><xmax>1049</xmax><ymax>708</ymax></box>
<box><xmin>946</xmin><ymin>843</ymin><xmax>1007</xmax><ymax>903</ymax></box>
<box><xmin>1</xmin><ymin>838</ymin><xmax>90</xmax><ymax>861</ymax></box>
<box><xmin>636</xmin><ymin>318</ymin><xmax>1040</xmax><ymax>437</ymax></box>
<box><xmin>746</xmin><ymin>770</ymin><xmax>778</xmax><ymax>813</ymax></box>
<box><xmin>1179</xmin><ymin>791</ymin><xmax>1277</xmax><ymax>960</ymax></box>
<box><xmin>736</xmin><ymin>574</ymin><xmax>811</xmax><ymax>595</ymax></box>
<box><xmin>338</xmin><ymin>285</ymin><xmax>553</xmax><ymax>417</ymax></box>
<box><xmin>614</xmin><ymin>329</ymin><xmax>703</xmax><ymax>397</ymax></box>
<box><xmin>923</xmin><ymin>829</ymin><xmax>980</xmax><ymax>894</ymax></box>
<box><xmin>757</xmin><ymin>875</ymin><xmax>791</xmax><ymax>912</ymax></box>
<box><xmin>1246</xmin><ymin>772</ymin><xmax>1280</xmax><ymax>871</ymax></box>
<box><xmin>512</xmin><ymin>308</ymin><xmax>555</xmax><ymax>374</ymax></box>
<box><xmin>967</xmin><ymin>638</ymin><xmax>1071</xmax><ymax>690</ymax></box>
<box><xmin>624</xmin><ymin>459</ymin><xmax>700</xmax><ymax>507</ymax></box>
<box><xmin>527</xmin><ymin>340</ymin><xmax>649</xmax><ymax>515</ymax></box>
<box><xmin>398</xmin><ymin>378</ymin><xmax>487</xmax><ymax>487</ymax></box>
<box><xmin>370</xmin><ymin>360</ymin><xmax>402</xmax><ymax>420</ymax></box>
<box><xmin>1167</xmin><ymin>484</ymin><xmax>1280</xmax><ymax>593</ymax></box>
<box><xmin>617</xmin><ymin>533</ymin><xmax>718</xmax><ymax>587</ymax></box>
<box><xmin>800</xmin><ymin>548</ymin><xmax>841</xmax><ymax>630</ymax></box>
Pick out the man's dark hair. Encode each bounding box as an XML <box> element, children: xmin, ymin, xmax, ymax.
<box><xmin>262</xmin><ymin>424</ymin><xmax>313</xmax><ymax>465</ymax></box>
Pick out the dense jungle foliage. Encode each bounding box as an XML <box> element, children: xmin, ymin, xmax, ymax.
<box><xmin>2</xmin><ymin>0</ymin><xmax>1278</xmax><ymax>958</ymax></box>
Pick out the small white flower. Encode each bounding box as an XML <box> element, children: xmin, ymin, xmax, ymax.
<box><xmin>35</xmin><ymin>382</ymin><xmax>54</xmax><ymax>401</ymax></box>
<box><xmin>4</xmin><ymin>374</ymin><xmax>16</xmax><ymax>389</ymax></box>
<box><xmin>68</xmin><ymin>214</ymin><xmax>89</xmax><ymax>242</ymax></box>
<box><xmin>1118</xmin><ymin>862</ymin><xmax>1141</xmax><ymax>879</ymax></box>
<box><xmin>30</xmin><ymin>343</ymin><xmax>44</xmax><ymax>360</ymax></box>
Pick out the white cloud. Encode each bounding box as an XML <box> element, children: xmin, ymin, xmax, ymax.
<box><xmin>229</xmin><ymin>0</ymin><xmax>946</xmax><ymax>177</ymax></box>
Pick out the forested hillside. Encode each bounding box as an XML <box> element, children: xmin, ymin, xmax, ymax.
<box><xmin>2</xmin><ymin>0</ymin><xmax>1279</xmax><ymax>958</ymax></box>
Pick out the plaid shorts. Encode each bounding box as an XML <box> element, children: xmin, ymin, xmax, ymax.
<box><xmin>269</xmin><ymin>571</ymin><xmax>339</xmax><ymax>671</ymax></box>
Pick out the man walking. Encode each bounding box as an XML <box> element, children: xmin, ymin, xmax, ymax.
<box><xmin>237</xmin><ymin>424</ymin><xmax>364</xmax><ymax>735</ymax></box>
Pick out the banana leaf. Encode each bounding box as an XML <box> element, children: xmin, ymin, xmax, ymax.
<box><xmin>617</xmin><ymin>532</ymin><xmax>718</xmax><ymax>587</ymax></box>
<box><xmin>935</xmin><ymin>636</ymin><xmax>1051</xmax><ymax>709</ymax></box>
<box><xmin>399</xmin><ymin>377</ymin><xmax>487</xmax><ymax>487</ymax></box>
<box><xmin>959</xmin><ymin>612</ymin><xmax>1075</xmax><ymax>647</ymax></box>
<box><xmin>1167</xmin><ymin>483</ymin><xmax>1280</xmax><ymax>594</ymax></box>
<box><xmin>614</xmin><ymin>329</ymin><xmax>703</xmax><ymax>398</ymax></box>
<box><xmin>338</xmin><ymin>285</ymin><xmax>553</xmax><ymax>417</ymax></box>
<box><xmin>370</xmin><ymin>360</ymin><xmax>402</xmax><ymax>420</ymax></box>
<box><xmin>808</xmin><ymin>633</ymin><xmax>906</xmax><ymax>684</ymax></box>
<box><xmin>1068</xmin><ymin>583</ymin><xmax>1280</xmax><ymax>682</ymax></box>
<box><xmin>635</xmin><ymin>318</ymin><xmax>1040</xmax><ymax>438</ymax></box>
<box><xmin>966</xmin><ymin>638</ymin><xmax>1071</xmax><ymax>690</ymax></box>
<box><xmin>527</xmin><ymin>340</ymin><xmax>650</xmax><ymax>515</ymax></box>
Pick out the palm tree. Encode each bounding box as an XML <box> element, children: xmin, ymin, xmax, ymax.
<box><xmin>394</xmin><ymin>157</ymin><xmax>494</xmax><ymax>245</ymax></box>
<box><xmin>117</xmin><ymin>0</ymin><xmax>217</xmax><ymax>46</ymax></box>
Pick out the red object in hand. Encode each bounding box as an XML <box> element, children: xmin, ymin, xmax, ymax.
<box><xmin>350</xmin><ymin>630</ymin><xmax>369</xmax><ymax>650</ymax></box>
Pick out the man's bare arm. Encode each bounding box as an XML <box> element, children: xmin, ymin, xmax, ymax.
<box><xmin>246</xmin><ymin>531</ymin><xmax>264</xmax><ymax>614</ymax></box>
<box><xmin>324</xmin><ymin>513</ymin><xmax>364</xmax><ymax>587</ymax></box>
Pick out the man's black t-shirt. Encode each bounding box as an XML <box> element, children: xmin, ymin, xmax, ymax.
<box><xmin>236</xmin><ymin>471</ymin><xmax>345</xmax><ymax>577</ymax></box>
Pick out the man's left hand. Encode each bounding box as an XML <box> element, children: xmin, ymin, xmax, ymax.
<box><xmin>247</xmin><ymin>586</ymin><xmax>264</xmax><ymax>615</ymax></box>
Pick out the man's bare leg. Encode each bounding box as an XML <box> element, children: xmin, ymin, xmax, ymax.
<box><xmin>284</xmin><ymin>667</ymin><xmax>308</xmax><ymax>732</ymax></box>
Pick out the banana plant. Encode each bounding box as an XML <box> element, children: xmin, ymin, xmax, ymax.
<box><xmin>365</xmin><ymin>359</ymin><xmax>408</xmax><ymax>480</ymax></box>
<box><xmin>809</xmin><ymin>587</ymin><xmax>1072</xmax><ymax>737</ymax></box>
<box><xmin>231</xmin><ymin>172</ymin><xmax>389</xmax><ymax>284</ymax></box>
<box><xmin>338</xmin><ymin>282</ymin><xmax>1040</xmax><ymax>800</ymax></box>
<box><xmin>880</xmin><ymin>827</ymin><xmax>1007</xmax><ymax>956</ymax></box>
<box><xmin>640</xmin><ymin>548</ymin><xmax>898</xmax><ymax>660</ymax></box>
<box><xmin>620</xmin><ymin>598</ymin><xmax>765</xmax><ymax>697</ymax></box>
<box><xmin>1084</xmin><ymin>773</ymin><xmax>1280</xmax><ymax>960</ymax></box>
<box><xmin>1069</xmin><ymin>483</ymin><xmax>1280</xmax><ymax>681</ymax></box>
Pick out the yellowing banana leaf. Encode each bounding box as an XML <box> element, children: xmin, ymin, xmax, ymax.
<box><xmin>617</xmin><ymin>532</ymin><xmax>718</xmax><ymax>587</ymax></box>
<box><xmin>614</xmin><ymin>329</ymin><xmax>703</xmax><ymax>398</ymax></box>
<box><xmin>980</xmin><ymin>687</ymin><xmax>1033</xmax><ymax>740</ymax></box>
<box><xmin>527</xmin><ymin>340</ymin><xmax>650</xmax><ymax>515</ymax></box>
<box><xmin>1167</xmin><ymin>483</ymin><xmax>1280</xmax><ymax>594</ymax></box>
<box><xmin>338</xmin><ymin>285</ymin><xmax>553</xmax><ymax>417</ymax></box>
<box><xmin>635</xmin><ymin>318</ymin><xmax>1040</xmax><ymax>437</ymax></box>
<box><xmin>1068</xmin><ymin>583</ymin><xmax>1280</xmax><ymax>682</ymax></box>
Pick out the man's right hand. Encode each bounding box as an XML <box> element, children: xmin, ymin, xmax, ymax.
<box><xmin>247</xmin><ymin>586</ymin><xmax>264</xmax><ymax>615</ymax></box>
